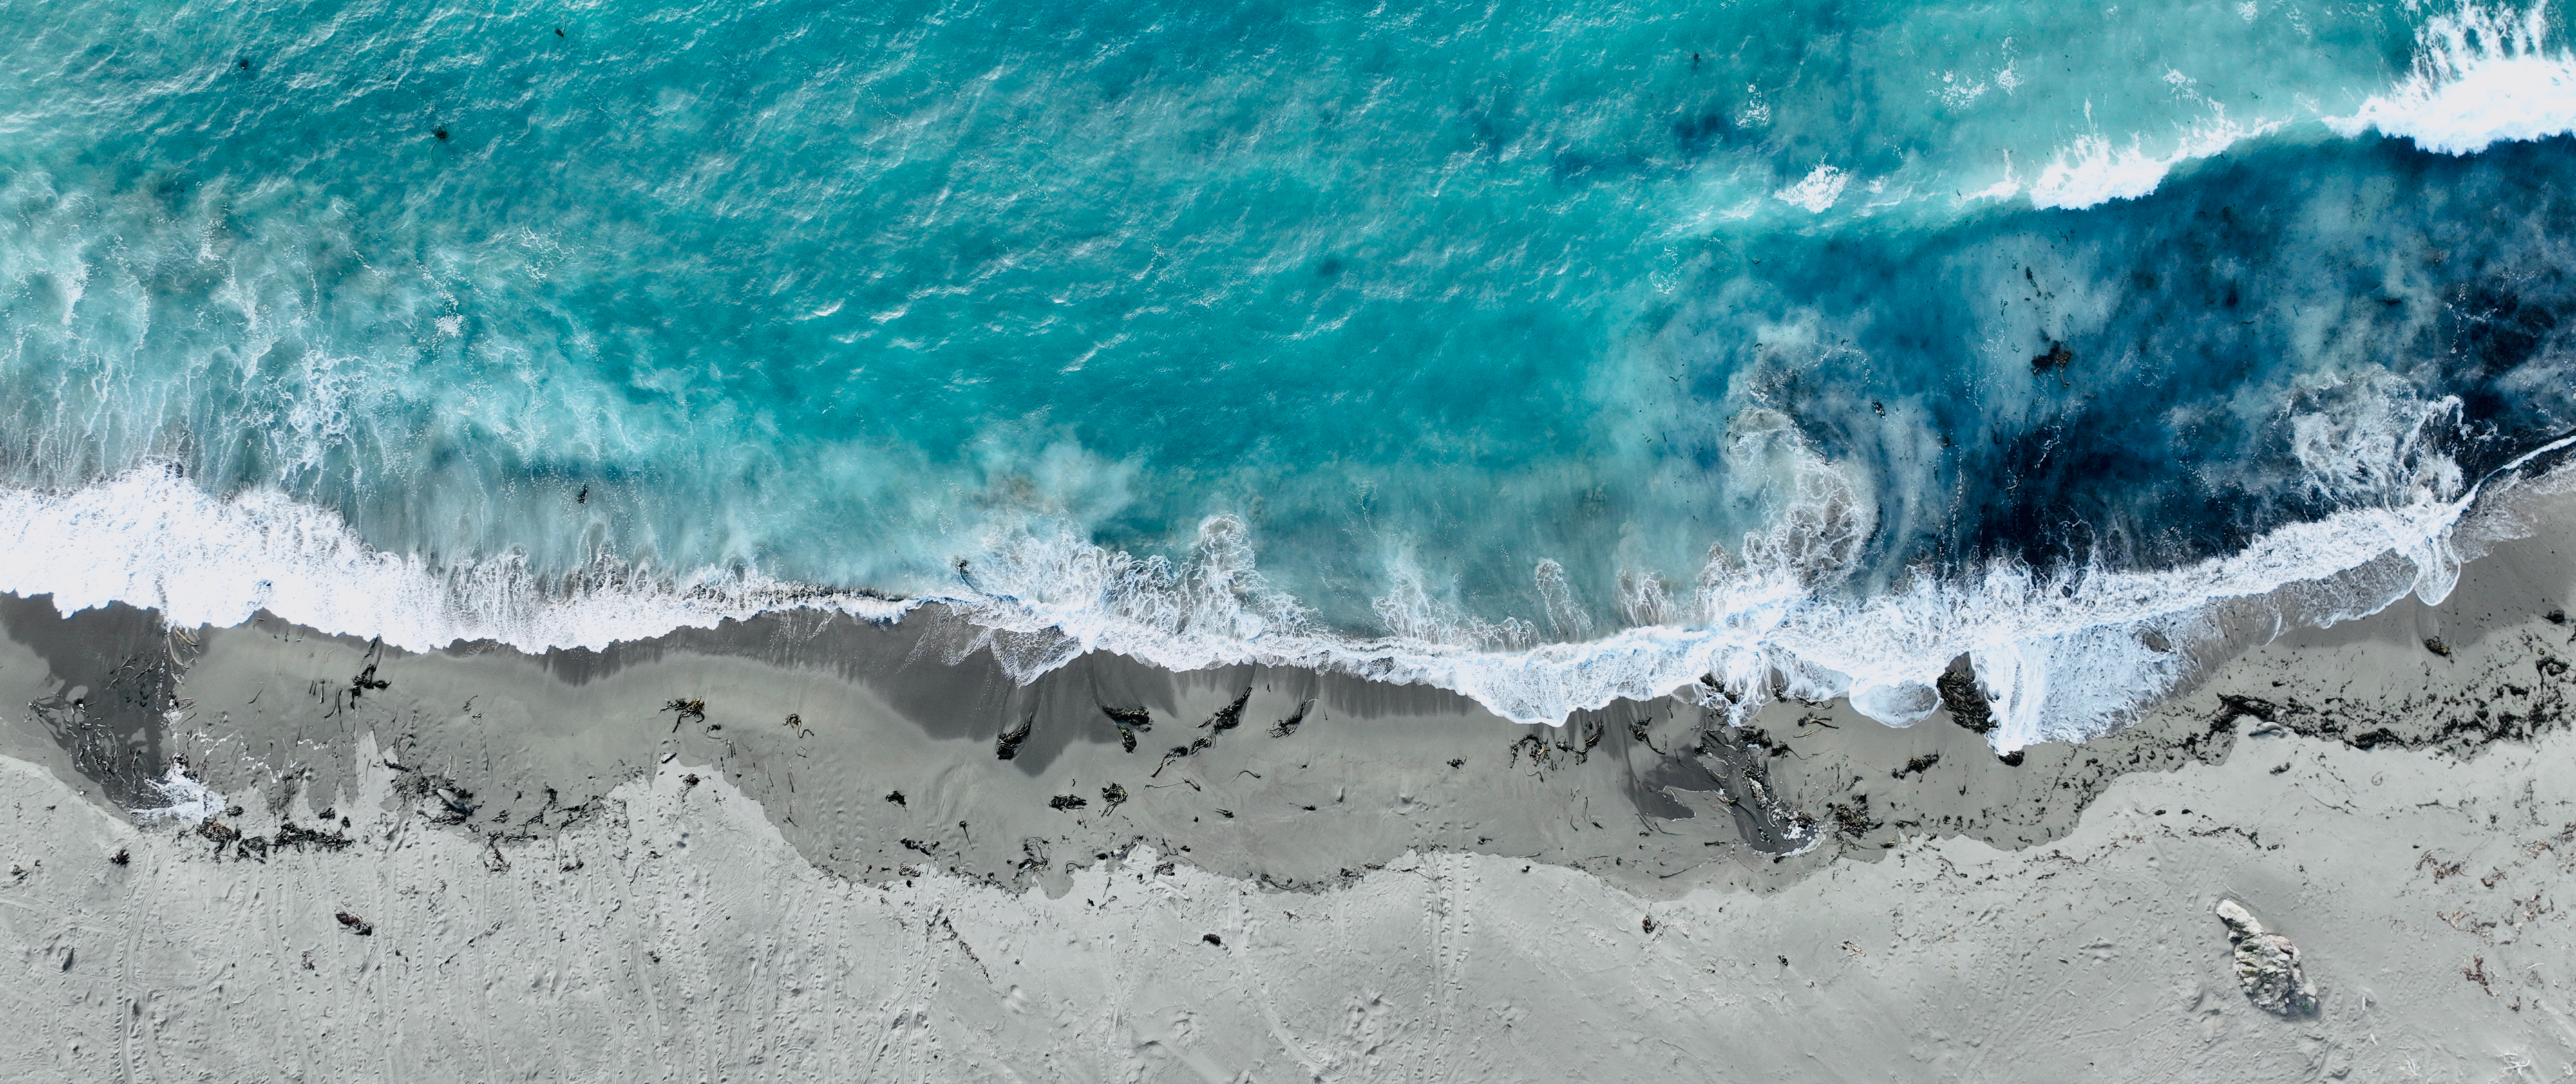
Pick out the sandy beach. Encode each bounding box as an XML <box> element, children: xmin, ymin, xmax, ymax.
<box><xmin>0</xmin><ymin>486</ymin><xmax>2572</xmax><ymax>1081</ymax></box>
<box><xmin>9</xmin><ymin>3</ymin><xmax>2576</xmax><ymax>1078</ymax></box>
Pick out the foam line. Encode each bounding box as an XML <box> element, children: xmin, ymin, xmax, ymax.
<box><xmin>0</xmin><ymin>463</ymin><xmax>919</xmax><ymax>655</ymax></box>
<box><xmin>2027</xmin><ymin>4</ymin><xmax>2575</xmax><ymax>211</ymax></box>
<box><xmin>2027</xmin><ymin>117</ymin><xmax>2283</xmax><ymax>210</ymax></box>
<box><xmin>132</xmin><ymin>763</ymin><xmax>225</xmax><ymax>823</ymax></box>
<box><xmin>5</xmin><ymin>441</ymin><xmax>2561</xmax><ymax>751</ymax></box>
<box><xmin>2328</xmin><ymin>3</ymin><xmax>2576</xmax><ymax>154</ymax></box>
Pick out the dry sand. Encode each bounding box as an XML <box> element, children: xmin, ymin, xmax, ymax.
<box><xmin>2</xmin><ymin>487</ymin><xmax>2575</xmax><ymax>1079</ymax></box>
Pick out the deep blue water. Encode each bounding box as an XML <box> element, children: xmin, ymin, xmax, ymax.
<box><xmin>3</xmin><ymin>0</ymin><xmax>2572</xmax><ymax>744</ymax></box>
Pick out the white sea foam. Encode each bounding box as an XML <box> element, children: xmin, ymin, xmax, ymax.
<box><xmin>2025</xmin><ymin>3</ymin><xmax>2576</xmax><ymax>211</ymax></box>
<box><xmin>2020</xmin><ymin>64</ymin><xmax>2284</xmax><ymax>211</ymax></box>
<box><xmin>2028</xmin><ymin>115</ymin><xmax>2283</xmax><ymax>210</ymax></box>
<box><xmin>2327</xmin><ymin>3</ymin><xmax>2576</xmax><ymax>154</ymax></box>
<box><xmin>1774</xmin><ymin>165</ymin><xmax>1850</xmax><ymax>212</ymax></box>
<box><xmin>756</xmin><ymin>397</ymin><xmax>2565</xmax><ymax>751</ymax></box>
<box><xmin>2</xmin><ymin>417</ymin><xmax>2565</xmax><ymax>751</ymax></box>
<box><xmin>132</xmin><ymin>763</ymin><xmax>225</xmax><ymax>823</ymax></box>
<box><xmin>0</xmin><ymin>463</ymin><xmax>918</xmax><ymax>655</ymax></box>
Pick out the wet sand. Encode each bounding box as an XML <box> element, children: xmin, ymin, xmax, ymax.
<box><xmin>1</xmin><ymin>485</ymin><xmax>2574</xmax><ymax>1079</ymax></box>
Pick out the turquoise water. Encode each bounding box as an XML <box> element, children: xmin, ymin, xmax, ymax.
<box><xmin>3</xmin><ymin>0</ymin><xmax>2573</xmax><ymax>743</ymax></box>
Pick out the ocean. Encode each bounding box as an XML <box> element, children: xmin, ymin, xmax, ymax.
<box><xmin>3</xmin><ymin>0</ymin><xmax>2572</xmax><ymax>748</ymax></box>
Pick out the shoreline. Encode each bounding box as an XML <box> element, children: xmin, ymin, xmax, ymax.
<box><xmin>0</xmin><ymin>484</ymin><xmax>2571</xmax><ymax>1077</ymax></box>
<box><xmin>0</xmin><ymin>477</ymin><xmax>2567</xmax><ymax>897</ymax></box>
<box><xmin>0</xmin><ymin>449</ymin><xmax>2537</xmax><ymax>742</ymax></box>
<box><xmin>9</xmin><ymin>6</ymin><xmax>2576</xmax><ymax>1076</ymax></box>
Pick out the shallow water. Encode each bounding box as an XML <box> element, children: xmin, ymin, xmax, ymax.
<box><xmin>3</xmin><ymin>0</ymin><xmax>2573</xmax><ymax>744</ymax></box>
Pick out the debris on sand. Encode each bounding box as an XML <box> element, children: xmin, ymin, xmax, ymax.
<box><xmin>995</xmin><ymin>716</ymin><xmax>1033</xmax><ymax>760</ymax></box>
<box><xmin>2215</xmin><ymin>899</ymin><xmax>2318</xmax><ymax>1016</ymax></box>
<box><xmin>1270</xmin><ymin>699</ymin><xmax>1312</xmax><ymax>738</ymax></box>
<box><xmin>1202</xmin><ymin>689</ymin><xmax>1251</xmax><ymax>734</ymax></box>
<box><xmin>1104</xmin><ymin>706</ymin><xmax>1151</xmax><ymax>752</ymax></box>
<box><xmin>271</xmin><ymin>821</ymin><xmax>355</xmax><ymax>853</ymax></box>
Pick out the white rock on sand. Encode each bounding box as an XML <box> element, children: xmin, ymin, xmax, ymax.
<box><xmin>2215</xmin><ymin>899</ymin><xmax>2320</xmax><ymax>1017</ymax></box>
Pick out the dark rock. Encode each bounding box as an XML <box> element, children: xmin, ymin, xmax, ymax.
<box><xmin>994</xmin><ymin>716</ymin><xmax>1032</xmax><ymax>760</ymax></box>
<box><xmin>1937</xmin><ymin>656</ymin><xmax>1994</xmax><ymax>734</ymax></box>
<box><xmin>1202</xmin><ymin>689</ymin><xmax>1251</xmax><ymax>734</ymax></box>
<box><xmin>2030</xmin><ymin>340</ymin><xmax>2074</xmax><ymax>375</ymax></box>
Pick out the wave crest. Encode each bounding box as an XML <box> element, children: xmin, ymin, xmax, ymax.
<box><xmin>0</xmin><ymin>462</ymin><xmax>918</xmax><ymax>653</ymax></box>
<box><xmin>2329</xmin><ymin>2</ymin><xmax>2576</xmax><ymax>154</ymax></box>
<box><xmin>4</xmin><ymin>427</ymin><xmax>2561</xmax><ymax>753</ymax></box>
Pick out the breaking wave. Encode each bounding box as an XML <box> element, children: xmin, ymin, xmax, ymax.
<box><xmin>2329</xmin><ymin>3</ymin><xmax>2576</xmax><ymax>154</ymax></box>
<box><xmin>5</xmin><ymin>0</ymin><xmax>2576</xmax><ymax>756</ymax></box>
<box><xmin>6</xmin><ymin>422</ymin><xmax>2566</xmax><ymax>751</ymax></box>
<box><xmin>2018</xmin><ymin>3</ymin><xmax>2572</xmax><ymax>210</ymax></box>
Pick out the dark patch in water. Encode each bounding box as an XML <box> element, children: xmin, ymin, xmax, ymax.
<box><xmin>1662</xmin><ymin>135</ymin><xmax>2576</xmax><ymax>583</ymax></box>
